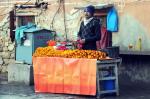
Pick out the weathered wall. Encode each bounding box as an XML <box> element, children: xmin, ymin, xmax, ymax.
<box><xmin>35</xmin><ymin>0</ymin><xmax>128</xmax><ymax>41</ymax></box>
<box><xmin>0</xmin><ymin>15</ymin><xmax>15</xmax><ymax>73</ymax></box>
<box><xmin>119</xmin><ymin>54</ymin><xmax>150</xmax><ymax>85</ymax></box>
<box><xmin>35</xmin><ymin>0</ymin><xmax>150</xmax><ymax>49</ymax></box>
<box><xmin>113</xmin><ymin>1</ymin><xmax>150</xmax><ymax>51</ymax></box>
<box><xmin>36</xmin><ymin>0</ymin><xmax>92</xmax><ymax>41</ymax></box>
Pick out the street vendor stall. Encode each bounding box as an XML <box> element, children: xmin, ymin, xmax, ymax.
<box><xmin>32</xmin><ymin>46</ymin><xmax>122</xmax><ymax>98</ymax></box>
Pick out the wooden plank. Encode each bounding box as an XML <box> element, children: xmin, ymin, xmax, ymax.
<box><xmin>100</xmin><ymin>90</ymin><xmax>117</xmax><ymax>94</ymax></box>
<box><xmin>97</xmin><ymin>58</ymin><xmax>121</xmax><ymax>64</ymax></box>
<box><xmin>97</xmin><ymin>63</ymin><xmax>117</xmax><ymax>68</ymax></box>
<box><xmin>100</xmin><ymin>76</ymin><xmax>116</xmax><ymax>80</ymax></box>
<box><xmin>96</xmin><ymin>66</ymin><xmax>101</xmax><ymax>98</ymax></box>
<box><xmin>9</xmin><ymin>10</ymin><xmax>15</xmax><ymax>42</ymax></box>
<box><xmin>120</xmin><ymin>50</ymin><xmax>150</xmax><ymax>55</ymax></box>
<box><xmin>115</xmin><ymin>63</ymin><xmax>119</xmax><ymax>96</ymax></box>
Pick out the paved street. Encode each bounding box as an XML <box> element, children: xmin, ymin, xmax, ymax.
<box><xmin>1</xmin><ymin>73</ymin><xmax>150</xmax><ymax>99</ymax></box>
<box><xmin>0</xmin><ymin>83</ymin><xmax>96</xmax><ymax>99</ymax></box>
<box><xmin>1</xmin><ymin>83</ymin><xmax>150</xmax><ymax>99</ymax></box>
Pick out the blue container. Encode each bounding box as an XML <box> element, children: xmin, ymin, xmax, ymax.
<box><xmin>15</xmin><ymin>27</ymin><xmax>54</xmax><ymax>64</ymax></box>
<box><xmin>103</xmin><ymin>80</ymin><xmax>115</xmax><ymax>90</ymax></box>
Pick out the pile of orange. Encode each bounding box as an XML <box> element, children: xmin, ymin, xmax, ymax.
<box><xmin>33</xmin><ymin>46</ymin><xmax>106</xmax><ymax>60</ymax></box>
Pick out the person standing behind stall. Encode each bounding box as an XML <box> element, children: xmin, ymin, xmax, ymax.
<box><xmin>77</xmin><ymin>5</ymin><xmax>101</xmax><ymax>50</ymax></box>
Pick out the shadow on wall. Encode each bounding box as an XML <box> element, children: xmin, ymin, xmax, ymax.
<box><xmin>113</xmin><ymin>14</ymin><xmax>150</xmax><ymax>51</ymax></box>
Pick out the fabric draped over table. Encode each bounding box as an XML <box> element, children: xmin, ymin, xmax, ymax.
<box><xmin>33</xmin><ymin>57</ymin><xmax>97</xmax><ymax>95</ymax></box>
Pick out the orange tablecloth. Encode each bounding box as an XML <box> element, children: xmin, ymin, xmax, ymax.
<box><xmin>33</xmin><ymin>57</ymin><xmax>97</xmax><ymax>95</ymax></box>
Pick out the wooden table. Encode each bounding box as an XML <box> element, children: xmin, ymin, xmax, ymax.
<box><xmin>96</xmin><ymin>58</ymin><xmax>122</xmax><ymax>98</ymax></box>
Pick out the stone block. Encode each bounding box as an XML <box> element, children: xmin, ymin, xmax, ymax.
<box><xmin>4</xmin><ymin>42</ymin><xmax>9</xmax><ymax>47</ymax></box>
<box><xmin>1</xmin><ymin>65</ymin><xmax>7</xmax><ymax>73</ymax></box>
<box><xmin>3</xmin><ymin>47</ymin><xmax>8</xmax><ymax>51</ymax></box>
<box><xmin>0</xmin><ymin>65</ymin><xmax>2</xmax><ymax>72</ymax></box>
<box><xmin>8</xmin><ymin>44</ymin><xmax>14</xmax><ymax>51</ymax></box>
<box><xmin>0</xmin><ymin>52</ymin><xmax>3</xmax><ymax>56</ymax></box>
<box><xmin>0</xmin><ymin>57</ymin><xmax>3</xmax><ymax>65</ymax></box>
<box><xmin>2</xmin><ymin>52</ymin><xmax>10</xmax><ymax>59</ymax></box>
<box><xmin>3</xmin><ymin>59</ymin><xmax>9</xmax><ymax>65</ymax></box>
<box><xmin>8</xmin><ymin>63</ymin><xmax>34</xmax><ymax>85</ymax></box>
<box><xmin>0</xmin><ymin>46</ymin><xmax>3</xmax><ymax>52</ymax></box>
<box><xmin>10</xmin><ymin>53</ymin><xmax>15</xmax><ymax>58</ymax></box>
<box><xmin>8</xmin><ymin>59</ymin><xmax>15</xmax><ymax>64</ymax></box>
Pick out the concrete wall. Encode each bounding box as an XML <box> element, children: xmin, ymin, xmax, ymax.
<box><xmin>119</xmin><ymin>54</ymin><xmax>150</xmax><ymax>85</ymax></box>
<box><xmin>114</xmin><ymin>1</ymin><xmax>150</xmax><ymax>84</ymax></box>
<box><xmin>113</xmin><ymin>1</ymin><xmax>150</xmax><ymax>51</ymax></box>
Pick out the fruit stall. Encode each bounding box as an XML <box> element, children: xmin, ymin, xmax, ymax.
<box><xmin>32</xmin><ymin>41</ymin><xmax>122</xmax><ymax>98</ymax></box>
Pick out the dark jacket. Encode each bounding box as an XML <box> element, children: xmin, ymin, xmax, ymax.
<box><xmin>78</xmin><ymin>18</ymin><xmax>101</xmax><ymax>50</ymax></box>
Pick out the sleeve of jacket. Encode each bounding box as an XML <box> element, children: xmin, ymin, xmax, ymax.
<box><xmin>85</xmin><ymin>20</ymin><xmax>101</xmax><ymax>42</ymax></box>
<box><xmin>77</xmin><ymin>22</ymin><xmax>83</xmax><ymax>38</ymax></box>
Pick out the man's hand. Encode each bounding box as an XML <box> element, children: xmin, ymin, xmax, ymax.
<box><xmin>79</xmin><ymin>39</ymin><xmax>85</xmax><ymax>44</ymax></box>
<box><xmin>77</xmin><ymin>37</ymin><xmax>81</xmax><ymax>40</ymax></box>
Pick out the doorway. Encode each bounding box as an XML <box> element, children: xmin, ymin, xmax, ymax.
<box><xmin>94</xmin><ymin>7</ymin><xmax>112</xmax><ymax>49</ymax></box>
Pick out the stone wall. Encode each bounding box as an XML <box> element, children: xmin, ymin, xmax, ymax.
<box><xmin>0</xmin><ymin>15</ymin><xmax>15</xmax><ymax>73</ymax></box>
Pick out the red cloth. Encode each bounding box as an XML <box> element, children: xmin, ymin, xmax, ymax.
<box><xmin>96</xmin><ymin>27</ymin><xmax>109</xmax><ymax>49</ymax></box>
<box><xmin>33</xmin><ymin>57</ymin><xmax>97</xmax><ymax>95</ymax></box>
